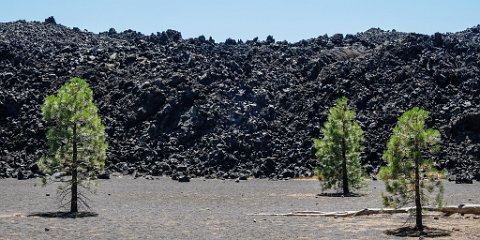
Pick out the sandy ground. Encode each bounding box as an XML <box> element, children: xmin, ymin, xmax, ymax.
<box><xmin>0</xmin><ymin>177</ymin><xmax>479</xmax><ymax>240</ymax></box>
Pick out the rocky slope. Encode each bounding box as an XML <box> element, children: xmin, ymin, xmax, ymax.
<box><xmin>1</xmin><ymin>18</ymin><xmax>479</xmax><ymax>180</ymax></box>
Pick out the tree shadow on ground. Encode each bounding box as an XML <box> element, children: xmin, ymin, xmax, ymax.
<box><xmin>28</xmin><ymin>211</ymin><xmax>98</xmax><ymax>218</ymax></box>
<box><xmin>385</xmin><ymin>226</ymin><xmax>450</xmax><ymax>238</ymax></box>
<box><xmin>317</xmin><ymin>193</ymin><xmax>365</xmax><ymax>197</ymax></box>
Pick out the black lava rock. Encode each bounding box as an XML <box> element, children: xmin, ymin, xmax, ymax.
<box><xmin>97</xmin><ymin>171</ymin><xmax>111</xmax><ymax>180</ymax></box>
<box><xmin>178</xmin><ymin>175</ymin><xmax>190</xmax><ymax>182</ymax></box>
<box><xmin>44</xmin><ymin>16</ymin><xmax>56</xmax><ymax>24</ymax></box>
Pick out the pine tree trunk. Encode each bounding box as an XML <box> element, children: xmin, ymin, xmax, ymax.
<box><xmin>71</xmin><ymin>167</ymin><xmax>78</xmax><ymax>213</ymax></box>
<box><xmin>70</xmin><ymin>123</ymin><xmax>78</xmax><ymax>213</ymax></box>
<box><xmin>341</xmin><ymin>124</ymin><xmax>349</xmax><ymax>195</ymax></box>
<box><xmin>414</xmin><ymin>154</ymin><xmax>423</xmax><ymax>232</ymax></box>
<box><xmin>342</xmin><ymin>148</ymin><xmax>349</xmax><ymax>194</ymax></box>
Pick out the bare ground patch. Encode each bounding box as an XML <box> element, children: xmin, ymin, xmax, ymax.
<box><xmin>0</xmin><ymin>178</ymin><xmax>479</xmax><ymax>239</ymax></box>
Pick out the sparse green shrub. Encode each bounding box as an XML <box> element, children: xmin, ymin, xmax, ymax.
<box><xmin>313</xmin><ymin>97</ymin><xmax>366</xmax><ymax>194</ymax></box>
<box><xmin>39</xmin><ymin>78</ymin><xmax>107</xmax><ymax>213</ymax></box>
<box><xmin>379</xmin><ymin>107</ymin><xmax>444</xmax><ymax>232</ymax></box>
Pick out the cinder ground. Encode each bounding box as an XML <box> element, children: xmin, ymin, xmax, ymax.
<box><xmin>0</xmin><ymin>177</ymin><xmax>479</xmax><ymax>239</ymax></box>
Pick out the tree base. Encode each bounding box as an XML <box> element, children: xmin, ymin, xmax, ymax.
<box><xmin>385</xmin><ymin>226</ymin><xmax>450</xmax><ymax>237</ymax></box>
<box><xmin>28</xmin><ymin>211</ymin><xmax>98</xmax><ymax>218</ymax></box>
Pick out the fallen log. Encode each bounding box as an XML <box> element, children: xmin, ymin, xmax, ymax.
<box><xmin>253</xmin><ymin>204</ymin><xmax>480</xmax><ymax>217</ymax></box>
<box><xmin>425</xmin><ymin>205</ymin><xmax>480</xmax><ymax>216</ymax></box>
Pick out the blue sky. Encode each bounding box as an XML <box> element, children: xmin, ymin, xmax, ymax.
<box><xmin>1</xmin><ymin>0</ymin><xmax>479</xmax><ymax>42</ymax></box>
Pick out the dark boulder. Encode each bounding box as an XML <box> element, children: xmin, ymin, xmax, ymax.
<box><xmin>178</xmin><ymin>175</ymin><xmax>190</xmax><ymax>182</ymax></box>
<box><xmin>97</xmin><ymin>171</ymin><xmax>111</xmax><ymax>179</ymax></box>
<box><xmin>44</xmin><ymin>16</ymin><xmax>56</xmax><ymax>24</ymax></box>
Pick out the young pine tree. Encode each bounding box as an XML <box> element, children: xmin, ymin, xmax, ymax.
<box><xmin>378</xmin><ymin>107</ymin><xmax>444</xmax><ymax>232</ymax></box>
<box><xmin>38</xmin><ymin>78</ymin><xmax>107</xmax><ymax>213</ymax></box>
<box><xmin>313</xmin><ymin>97</ymin><xmax>365</xmax><ymax>194</ymax></box>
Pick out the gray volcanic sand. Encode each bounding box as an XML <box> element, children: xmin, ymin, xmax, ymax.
<box><xmin>0</xmin><ymin>178</ymin><xmax>479</xmax><ymax>239</ymax></box>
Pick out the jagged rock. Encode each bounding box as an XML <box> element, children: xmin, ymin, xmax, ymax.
<box><xmin>44</xmin><ymin>16</ymin><xmax>56</xmax><ymax>25</ymax></box>
<box><xmin>97</xmin><ymin>171</ymin><xmax>111</xmax><ymax>179</ymax></box>
<box><xmin>456</xmin><ymin>178</ymin><xmax>474</xmax><ymax>184</ymax></box>
<box><xmin>238</xmin><ymin>175</ymin><xmax>248</xmax><ymax>181</ymax></box>
<box><xmin>281</xmin><ymin>169</ymin><xmax>295</xmax><ymax>179</ymax></box>
<box><xmin>16</xmin><ymin>170</ymin><xmax>25</xmax><ymax>180</ymax></box>
<box><xmin>177</xmin><ymin>165</ymin><xmax>188</xmax><ymax>173</ymax></box>
<box><xmin>178</xmin><ymin>175</ymin><xmax>190</xmax><ymax>182</ymax></box>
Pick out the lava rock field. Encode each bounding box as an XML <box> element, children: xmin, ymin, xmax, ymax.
<box><xmin>0</xmin><ymin>18</ymin><xmax>479</xmax><ymax>181</ymax></box>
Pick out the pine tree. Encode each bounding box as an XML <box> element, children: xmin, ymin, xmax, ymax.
<box><xmin>378</xmin><ymin>107</ymin><xmax>444</xmax><ymax>232</ymax></box>
<box><xmin>38</xmin><ymin>78</ymin><xmax>107</xmax><ymax>213</ymax></box>
<box><xmin>313</xmin><ymin>97</ymin><xmax>365</xmax><ymax>194</ymax></box>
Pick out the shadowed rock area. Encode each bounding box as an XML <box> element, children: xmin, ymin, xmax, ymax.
<box><xmin>0</xmin><ymin>18</ymin><xmax>479</xmax><ymax>180</ymax></box>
